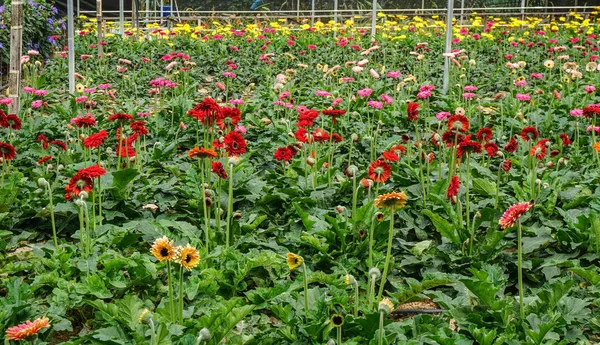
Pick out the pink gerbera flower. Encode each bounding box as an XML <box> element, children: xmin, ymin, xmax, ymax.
<box><xmin>499</xmin><ymin>202</ymin><xmax>532</xmax><ymax>229</ymax></box>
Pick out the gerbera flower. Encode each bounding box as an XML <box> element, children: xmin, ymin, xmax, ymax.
<box><xmin>521</xmin><ymin>126</ymin><xmax>539</xmax><ymax>141</ymax></box>
<box><xmin>177</xmin><ymin>244</ymin><xmax>200</xmax><ymax>270</ymax></box>
<box><xmin>530</xmin><ymin>141</ymin><xmax>547</xmax><ymax>160</ymax></box>
<box><xmin>374</xmin><ymin>191</ymin><xmax>407</xmax><ymax>209</ymax></box>
<box><xmin>71</xmin><ymin>114</ymin><xmax>96</xmax><ymax>128</ymax></box>
<box><xmin>295</xmin><ymin>128</ymin><xmax>310</xmax><ymax>143</ymax></box>
<box><xmin>368</xmin><ymin>159</ymin><xmax>392</xmax><ymax>183</ymax></box>
<box><xmin>108</xmin><ymin>113</ymin><xmax>134</xmax><ymax>122</ymax></box>
<box><xmin>51</xmin><ymin>140</ymin><xmax>67</xmax><ymax>151</ymax></box>
<box><xmin>322</xmin><ymin>109</ymin><xmax>346</xmax><ymax>124</ymax></box>
<box><xmin>583</xmin><ymin>105</ymin><xmax>600</xmax><ymax>118</ymax></box>
<box><xmin>130</xmin><ymin>121</ymin><xmax>149</xmax><ymax>136</ymax></box>
<box><xmin>64</xmin><ymin>172</ymin><xmax>93</xmax><ymax>201</ymax></box>
<box><xmin>331</xmin><ymin>133</ymin><xmax>343</xmax><ymax>143</ymax></box>
<box><xmin>390</xmin><ymin>144</ymin><xmax>406</xmax><ymax>155</ymax></box>
<box><xmin>593</xmin><ymin>142</ymin><xmax>600</xmax><ymax>152</ymax></box>
<box><xmin>297</xmin><ymin>109</ymin><xmax>319</xmax><ymax>127</ymax></box>
<box><xmin>211</xmin><ymin>161</ymin><xmax>228</xmax><ymax>179</ymax></box>
<box><xmin>441</xmin><ymin>131</ymin><xmax>465</xmax><ymax>147</ymax></box>
<box><xmin>188</xmin><ymin>147</ymin><xmax>218</xmax><ymax>159</ymax></box>
<box><xmin>484</xmin><ymin>142</ymin><xmax>499</xmax><ymax>157</ymax></box>
<box><xmin>407</xmin><ymin>102</ymin><xmax>419</xmax><ymax>121</ymax></box>
<box><xmin>504</xmin><ymin>137</ymin><xmax>518</xmax><ymax>153</ymax></box>
<box><xmin>378</xmin><ymin>298</ymin><xmax>394</xmax><ymax>314</ymax></box>
<box><xmin>188</xmin><ymin>97</ymin><xmax>222</xmax><ymax>125</ymax></box>
<box><xmin>476</xmin><ymin>127</ymin><xmax>493</xmax><ymax>142</ymax></box>
<box><xmin>216</xmin><ymin>107</ymin><xmax>242</xmax><ymax>129</ymax></box>
<box><xmin>447</xmin><ymin>176</ymin><xmax>460</xmax><ymax>203</ymax></box>
<box><xmin>286</xmin><ymin>252</ymin><xmax>303</xmax><ymax>270</ymax></box>
<box><xmin>116</xmin><ymin>142</ymin><xmax>136</xmax><ymax>158</ymax></box>
<box><xmin>37</xmin><ymin>134</ymin><xmax>49</xmax><ymax>149</ymax></box>
<box><xmin>312</xmin><ymin>128</ymin><xmax>330</xmax><ymax>143</ymax></box>
<box><xmin>499</xmin><ymin>202</ymin><xmax>532</xmax><ymax>229</ymax></box>
<box><xmin>559</xmin><ymin>133</ymin><xmax>571</xmax><ymax>146</ymax></box>
<box><xmin>0</xmin><ymin>142</ymin><xmax>17</xmax><ymax>160</ymax></box>
<box><xmin>37</xmin><ymin>155</ymin><xmax>53</xmax><ymax>165</ymax></box>
<box><xmin>78</xmin><ymin>164</ymin><xmax>107</xmax><ymax>179</ymax></box>
<box><xmin>223</xmin><ymin>131</ymin><xmax>247</xmax><ymax>155</ymax></box>
<box><xmin>448</xmin><ymin>114</ymin><xmax>469</xmax><ymax>132</ymax></box>
<box><xmin>5</xmin><ymin>114</ymin><xmax>22</xmax><ymax>130</ymax></box>
<box><xmin>5</xmin><ymin>317</ymin><xmax>50</xmax><ymax>340</ymax></box>
<box><xmin>83</xmin><ymin>130</ymin><xmax>108</xmax><ymax>148</ymax></box>
<box><xmin>381</xmin><ymin>151</ymin><xmax>400</xmax><ymax>162</ymax></box>
<box><xmin>456</xmin><ymin>135</ymin><xmax>482</xmax><ymax>158</ymax></box>
<box><xmin>502</xmin><ymin>159</ymin><xmax>512</xmax><ymax>172</ymax></box>
<box><xmin>150</xmin><ymin>236</ymin><xmax>176</xmax><ymax>262</ymax></box>
<box><xmin>274</xmin><ymin>147</ymin><xmax>293</xmax><ymax>162</ymax></box>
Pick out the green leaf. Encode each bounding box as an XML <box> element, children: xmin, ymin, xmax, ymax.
<box><xmin>110</xmin><ymin>169</ymin><xmax>139</xmax><ymax>200</ymax></box>
<box><xmin>422</xmin><ymin>210</ymin><xmax>460</xmax><ymax>245</ymax></box>
<box><xmin>472</xmin><ymin>178</ymin><xmax>497</xmax><ymax>197</ymax></box>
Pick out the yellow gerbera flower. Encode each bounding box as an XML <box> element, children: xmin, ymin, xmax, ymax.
<box><xmin>151</xmin><ymin>236</ymin><xmax>176</xmax><ymax>262</ymax></box>
<box><xmin>177</xmin><ymin>244</ymin><xmax>200</xmax><ymax>270</ymax></box>
<box><xmin>286</xmin><ymin>252</ymin><xmax>303</xmax><ymax>270</ymax></box>
<box><xmin>374</xmin><ymin>191</ymin><xmax>408</xmax><ymax>209</ymax></box>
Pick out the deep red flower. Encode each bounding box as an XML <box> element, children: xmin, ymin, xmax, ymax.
<box><xmin>83</xmin><ymin>130</ymin><xmax>108</xmax><ymax>148</ymax></box>
<box><xmin>381</xmin><ymin>151</ymin><xmax>400</xmax><ymax>162</ymax></box>
<box><xmin>504</xmin><ymin>137</ymin><xmax>518</xmax><ymax>153</ymax></box>
<box><xmin>51</xmin><ymin>140</ymin><xmax>67</xmax><ymax>151</ymax></box>
<box><xmin>274</xmin><ymin>147</ymin><xmax>293</xmax><ymax>162</ymax></box>
<box><xmin>368</xmin><ymin>159</ymin><xmax>392</xmax><ymax>183</ymax></box>
<box><xmin>116</xmin><ymin>128</ymin><xmax>139</xmax><ymax>144</ymax></box>
<box><xmin>0</xmin><ymin>142</ymin><xmax>17</xmax><ymax>160</ymax></box>
<box><xmin>116</xmin><ymin>142</ymin><xmax>136</xmax><ymax>157</ymax></box>
<box><xmin>223</xmin><ymin>130</ymin><xmax>246</xmax><ymax>155</ymax></box>
<box><xmin>322</xmin><ymin>109</ymin><xmax>346</xmax><ymax>124</ymax></box>
<box><xmin>447</xmin><ymin>175</ymin><xmax>460</xmax><ymax>203</ymax></box>
<box><xmin>130</xmin><ymin>121</ymin><xmax>149</xmax><ymax>136</ymax></box>
<box><xmin>407</xmin><ymin>102</ymin><xmax>419</xmax><ymax>121</ymax></box>
<box><xmin>441</xmin><ymin>131</ymin><xmax>465</xmax><ymax>147</ymax></box>
<box><xmin>78</xmin><ymin>164</ymin><xmax>107</xmax><ymax>178</ymax></box>
<box><xmin>0</xmin><ymin>110</ymin><xmax>6</xmax><ymax>128</ymax></box>
<box><xmin>331</xmin><ymin>133</ymin><xmax>343</xmax><ymax>143</ymax></box>
<box><xmin>297</xmin><ymin>109</ymin><xmax>319</xmax><ymax>127</ymax></box>
<box><xmin>72</xmin><ymin>115</ymin><xmax>96</xmax><ymax>128</ymax></box>
<box><xmin>448</xmin><ymin>115</ymin><xmax>469</xmax><ymax>132</ymax></box>
<box><xmin>37</xmin><ymin>134</ymin><xmax>49</xmax><ymax>149</ymax></box>
<box><xmin>188</xmin><ymin>97</ymin><xmax>222</xmax><ymax>125</ymax></box>
<box><xmin>583</xmin><ymin>104</ymin><xmax>600</xmax><ymax>118</ymax></box>
<box><xmin>312</xmin><ymin>128</ymin><xmax>330</xmax><ymax>143</ymax></box>
<box><xmin>559</xmin><ymin>133</ymin><xmax>571</xmax><ymax>146</ymax></box>
<box><xmin>65</xmin><ymin>172</ymin><xmax>93</xmax><ymax>201</ymax></box>
<box><xmin>216</xmin><ymin>107</ymin><xmax>241</xmax><ymax>129</ymax></box>
<box><xmin>484</xmin><ymin>142</ymin><xmax>499</xmax><ymax>157</ymax></box>
<box><xmin>211</xmin><ymin>161</ymin><xmax>228</xmax><ymax>179</ymax></box>
<box><xmin>5</xmin><ymin>114</ymin><xmax>22</xmax><ymax>130</ymax></box>
<box><xmin>108</xmin><ymin>113</ymin><xmax>134</xmax><ymax>122</ymax></box>
<box><xmin>502</xmin><ymin>159</ymin><xmax>512</xmax><ymax>172</ymax></box>
<box><xmin>476</xmin><ymin>127</ymin><xmax>493</xmax><ymax>142</ymax></box>
<box><xmin>456</xmin><ymin>135</ymin><xmax>482</xmax><ymax>158</ymax></box>
<box><xmin>390</xmin><ymin>144</ymin><xmax>407</xmax><ymax>155</ymax></box>
<box><xmin>530</xmin><ymin>140</ymin><xmax>548</xmax><ymax>160</ymax></box>
<box><xmin>37</xmin><ymin>155</ymin><xmax>53</xmax><ymax>164</ymax></box>
<box><xmin>295</xmin><ymin>128</ymin><xmax>310</xmax><ymax>143</ymax></box>
<box><xmin>521</xmin><ymin>126</ymin><xmax>539</xmax><ymax>141</ymax></box>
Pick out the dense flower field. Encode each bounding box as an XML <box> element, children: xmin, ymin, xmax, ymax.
<box><xmin>2</xmin><ymin>10</ymin><xmax>600</xmax><ymax>344</ymax></box>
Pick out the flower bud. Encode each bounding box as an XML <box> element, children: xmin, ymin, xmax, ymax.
<box><xmin>375</xmin><ymin>212</ymin><xmax>385</xmax><ymax>222</ymax></box>
<box><xmin>378</xmin><ymin>298</ymin><xmax>394</xmax><ymax>314</ymax></box>
<box><xmin>228</xmin><ymin>156</ymin><xmax>240</xmax><ymax>166</ymax></box>
<box><xmin>345</xmin><ymin>165</ymin><xmax>358</xmax><ymax>177</ymax></box>
<box><xmin>306</xmin><ymin>157</ymin><xmax>315</xmax><ymax>166</ymax></box>
<box><xmin>37</xmin><ymin>178</ymin><xmax>49</xmax><ymax>188</ymax></box>
<box><xmin>344</xmin><ymin>274</ymin><xmax>356</xmax><ymax>285</ymax></box>
<box><xmin>197</xmin><ymin>328</ymin><xmax>211</xmax><ymax>342</ymax></box>
<box><xmin>335</xmin><ymin>206</ymin><xmax>346</xmax><ymax>214</ymax></box>
<box><xmin>369</xmin><ymin>267</ymin><xmax>381</xmax><ymax>279</ymax></box>
<box><xmin>79</xmin><ymin>191</ymin><xmax>89</xmax><ymax>200</ymax></box>
<box><xmin>138</xmin><ymin>309</ymin><xmax>151</xmax><ymax>324</ymax></box>
<box><xmin>233</xmin><ymin>212</ymin><xmax>242</xmax><ymax>219</ymax></box>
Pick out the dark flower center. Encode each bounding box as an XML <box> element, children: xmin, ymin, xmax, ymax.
<box><xmin>160</xmin><ymin>248</ymin><xmax>169</xmax><ymax>257</ymax></box>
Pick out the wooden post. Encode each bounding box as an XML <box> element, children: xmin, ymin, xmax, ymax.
<box><xmin>8</xmin><ymin>0</ymin><xmax>23</xmax><ymax>115</ymax></box>
<box><xmin>97</xmin><ymin>0</ymin><xmax>103</xmax><ymax>58</ymax></box>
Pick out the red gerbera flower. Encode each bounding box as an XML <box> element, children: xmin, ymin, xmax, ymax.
<box><xmin>407</xmin><ymin>102</ymin><xmax>419</xmax><ymax>121</ymax></box>
<box><xmin>441</xmin><ymin>131</ymin><xmax>465</xmax><ymax>147</ymax></box>
<box><xmin>83</xmin><ymin>129</ymin><xmax>108</xmax><ymax>148</ymax></box>
<box><xmin>295</xmin><ymin>128</ymin><xmax>310</xmax><ymax>143</ymax></box>
<box><xmin>484</xmin><ymin>142</ymin><xmax>499</xmax><ymax>157</ymax></box>
<box><xmin>130</xmin><ymin>121</ymin><xmax>149</xmax><ymax>136</ymax></box>
<box><xmin>108</xmin><ymin>113</ymin><xmax>134</xmax><ymax>122</ymax></box>
<box><xmin>211</xmin><ymin>161</ymin><xmax>228</xmax><ymax>179</ymax></box>
<box><xmin>331</xmin><ymin>133</ymin><xmax>343</xmax><ymax>143</ymax></box>
<box><xmin>117</xmin><ymin>142</ymin><xmax>136</xmax><ymax>157</ymax></box>
<box><xmin>274</xmin><ymin>147</ymin><xmax>294</xmax><ymax>162</ymax></box>
<box><xmin>5</xmin><ymin>114</ymin><xmax>22</xmax><ymax>130</ymax></box>
<box><xmin>297</xmin><ymin>109</ymin><xmax>319</xmax><ymax>127</ymax></box>
<box><xmin>448</xmin><ymin>114</ymin><xmax>469</xmax><ymax>132</ymax></box>
<box><xmin>78</xmin><ymin>164</ymin><xmax>107</xmax><ymax>179</ymax></box>
<box><xmin>37</xmin><ymin>134</ymin><xmax>49</xmax><ymax>149</ymax></box>
<box><xmin>502</xmin><ymin>159</ymin><xmax>512</xmax><ymax>172</ymax></box>
<box><xmin>312</xmin><ymin>128</ymin><xmax>330</xmax><ymax>143</ymax></box>
<box><xmin>72</xmin><ymin>114</ymin><xmax>96</xmax><ymax>128</ymax></box>
<box><xmin>65</xmin><ymin>172</ymin><xmax>93</xmax><ymax>201</ymax></box>
<box><xmin>456</xmin><ymin>135</ymin><xmax>482</xmax><ymax>158</ymax></box>
<box><xmin>216</xmin><ymin>107</ymin><xmax>242</xmax><ymax>130</ymax></box>
<box><xmin>520</xmin><ymin>126</ymin><xmax>539</xmax><ymax>141</ymax></box>
<box><xmin>322</xmin><ymin>109</ymin><xmax>346</xmax><ymax>124</ymax></box>
<box><xmin>37</xmin><ymin>155</ymin><xmax>53</xmax><ymax>164</ymax></box>
<box><xmin>476</xmin><ymin>127</ymin><xmax>493</xmax><ymax>142</ymax></box>
<box><xmin>51</xmin><ymin>140</ymin><xmax>67</xmax><ymax>151</ymax></box>
<box><xmin>504</xmin><ymin>137</ymin><xmax>518</xmax><ymax>153</ymax></box>
<box><xmin>530</xmin><ymin>140</ymin><xmax>547</xmax><ymax>160</ymax></box>
<box><xmin>559</xmin><ymin>133</ymin><xmax>571</xmax><ymax>146</ymax></box>
<box><xmin>223</xmin><ymin>130</ymin><xmax>246</xmax><ymax>155</ymax></box>
<box><xmin>187</xmin><ymin>97</ymin><xmax>222</xmax><ymax>125</ymax></box>
<box><xmin>0</xmin><ymin>142</ymin><xmax>17</xmax><ymax>160</ymax></box>
<box><xmin>390</xmin><ymin>144</ymin><xmax>407</xmax><ymax>155</ymax></box>
<box><xmin>583</xmin><ymin>104</ymin><xmax>600</xmax><ymax>118</ymax></box>
<box><xmin>368</xmin><ymin>159</ymin><xmax>392</xmax><ymax>183</ymax></box>
<box><xmin>381</xmin><ymin>151</ymin><xmax>400</xmax><ymax>162</ymax></box>
<box><xmin>0</xmin><ymin>110</ymin><xmax>6</xmax><ymax>128</ymax></box>
<box><xmin>447</xmin><ymin>175</ymin><xmax>460</xmax><ymax>203</ymax></box>
<box><xmin>5</xmin><ymin>317</ymin><xmax>50</xmax><ymax>341</ymax></box>
<box><xmin>499</xmin><ymin>201</ymin><xmax>532</xmax><ymax>229</ymax></box>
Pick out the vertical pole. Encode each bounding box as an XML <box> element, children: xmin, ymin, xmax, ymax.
<box><xmin>145</xmin><ymin>0</ymin><xmax>149</xmax><ymax>24</ymax></box>
<box><xmin>520</xmin><ymin>0</ymin><xmax>525</xmax><ymax>20</ymax></box>
<box><xmin>311</xmin><ymin>0</ymin><xmax>315</xmax><ymax>25</ymax></box>
<box><xmin>460</xmin><ymin>0</ymin><xmax>464</xmax><ymax>23</ymax></box>
<box><xmin>67</xmin><ymin>0</ymin><xmax>75</xmax><ymax>94</ymax></box>
<box><xmin>442</xmin><ymin>0</ymin><xmax>453</xmax><ymax>94</ymax></box>
<box><xmin>77</xmin><ymin>0</ymin><xmax>80</xmax><ymax>16</ymax></box>
<box><xmin>334</xmin><ymin>0</ymin><xmax>338</xmax><ymax>22</ymax></box>
<box><xmin>97</xmin><ymin>0</ymin><xmax>103</xmax><ymax>58</ymax></box>
<box><xmin>119</xmin><ymin>0</ymin><xmax>124</xmax><ymax>36</ymax></box>
<box><xmin>371</xmin><ymin>0</ymin><xmax>377</xmax><ymax>37</ymax></box>
<box><xmin>297</xmin><ymin>0</ymin><xmax>300</xmax><ymax>18</ymax></box>
<box><xmin>8</xmin><ymin>0</ymin><xmax>23</xmax><ymax>115</ymax></box>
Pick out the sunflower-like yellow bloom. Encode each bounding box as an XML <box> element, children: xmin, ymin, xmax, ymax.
<box><xmin>374</xmin><ymin>191</ymin><xmax>408</xmax><ymax>209</ymax></box>
<box><xmin>177</xmin><ymin>244</ymin><xmax>200</xmax><ymax>270</ymax></box>
<box><xmin>286</xmin><ymin>252</ymin><xmax>303</xmax><ymax>271</ymax></box>
<box><xmin>151</xmin><ymin>236</ymin><xmax>176</xmax><ymax>262</ymax></box>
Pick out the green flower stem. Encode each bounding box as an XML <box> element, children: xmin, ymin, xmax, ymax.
<box><xmin>46</xmin><ymin>184</ymin><xmax>58</xmax><ymax>250</ymax></box>
<box><xmin>466</xmin><ymin>153</ymin><xmax>473</xmax><ymax>256</ymax></box>
<box><xmin>517</xmin><ymin>219</ymin><xmax>524</xmax><ymax>320</ymax></box>
<box><xmin>149</xmin><ymin>318</ymin><xmax>156</xmax><ymax>345</ymax></box>
<box><xmin>414</xmin><ymin>121</ymin><xmax>427</xmax><ymax>204</ymax></box>
<box><xmin>97</xmin><ymin>149</ymin><xmax>103</xmax><ymax>226</ymax></box>
<box><xmin>199</xmin><ymin>159</ymin><xmax>210</xmax><ymax>254</ymax></box>
<box><xmin>368</xmin><ymin>184</ymin><xmax>380</xmax><ymax>268</ymax></box>
<box><xmin>351</xmin><ymin>177</ymin><xmax>358</xmax><ymax>223</ymax></box>
<box><xmin>226</xmin><ymin>162</ymin><xmax>234</xmax><ymax>248</ymax></box>
<box><xmin>167</xmin><ymin>261</ymin><xmax>175</xmax><ymax>322</ymax></box>
<box><xmin>302</xmin><ymin>261</ymin><xmax>309</xmax><ymax>313</ymax></box>
<box><xmin>377</xmin><ymin>310</ymin><xmax>384</xmax><ymax>345</ymax></box>
<box><xmin>78</xmin><ymin>204</ymin><xmax>86</xmax><ymax>258</ymax></box>
<box><xmin>593</xmin><ymin>115</ymin><xmax>600</xmax><ymax>169</ymax></box>
<box><xmin>337</xmin><ymin>325</ymin><xmax>342</xmax><ymax>345</ymax></box>
<box><xmin>377</xmin><ymin>207</ymin><xmax>395</xmax><ymax>301</ymax></box>
<box><xmin>353</xmin><ymin>280</ymin><xmax>359</xmax><ymax>317</ymax></box>
<box><xmin>179</xmin><ymin>265</ymin><xmax>184</xmax><ymax>324</ymax></box>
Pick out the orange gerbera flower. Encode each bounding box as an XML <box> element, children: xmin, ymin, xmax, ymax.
<box><xmin>188</xmin><ymin>147</ymin><xmax>218</xmax><ymax>159</ymax></box>
<box><xmin>593</xmin><ymin>142</ymin><xmax>600</xmax><ymax>152</ymax></box>
<box><xmin>374</xmin><ymin>191</ymin><xmax>408</xmax><ymax>209</ymax></box>
<box><xmin>499</xmin><ymin>202</ymin><xmax>532</xmax><ymax>230</ymax></box>
<box><xmin>5</xmin><ymin>317</ymin><xmax>50</xmax><ymax>340</ymax></box>
<box><xmin>177</xmin><ymin>244</ymin><xmax>200</xmax><ymax>270</ymax></box>
<box><xmin>368</xmin><ymin>159</ymin><xmax>392</xmax><ymax>183</ymax></box>
<box><xmin>150</xmin><ymin>236</ymin><xmax>176</xmax><ymax>262</ymax></box>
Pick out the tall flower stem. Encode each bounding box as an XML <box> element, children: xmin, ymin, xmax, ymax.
<box><xmin>517</xmin><ymin>219</ymin><xmax>524</xmax><ymax>320</ymax></box>
<box><xmin>377</xmin><ymin>310</ymin><xmax>385</xmax><ymax>345</ymax></box>
<box><xmin>167</xmin><ymin>261</ymin><xmax>175</xmax><ymax>322</ymax></box>
<box><xmin>353</xmin><ymin>279</ymin><xmax>359</xmax><ymax>317</ymax></box>
<box><xmin>199</xmin><ymin>160</ymin><xmax>210</xmax><ymax>254</ymax></box>
<box><xmin>97</xmin><ymin>149</ymin><xmax>103</xmax><ymax>226</ymax></box>
<box><xmin>377</xmin><ymin>207</ymin><xmax>395</xmax><ymax>301</ymax></box>
<box><xmin>337</xmin><ymin>326</ymin><xmax>342</xmax><ymax>345</ymax></box>
<box><xmin>369</xmin><ymin>275</ymin><xmax>377</xmax><ymax>311</ymax></box>
<box><xmin>45</xmin><ymin>184</ymin><xmax>58</xmax><ymax>250</ymax></box>
<box><xmin>466</xmin><ymin>153</ymin><xmax>473</xmax><ymax>256</ymax></box>
<box><xmin>593</xmin><ymin>115</ymin><xmax>600</xmax><ymax>169</ymax></box>
<box><xmin>351</xmin><ymin>176</ymin><xmax>358</xmax><ymax>222</ymax></box>
<box><xmin>302</xmin><ymin>261</ymin><xmax>309</xmax><ymax>313</ymax></box>
<box><xmin>179</xmin><ymin>265</ymin><xmax>184</xmax><ymax>323</ymax></box>
<box><xmin>225</xmin><ymin>162</ymin><xmax>234</xmax><ymax>248</ymax></box>
<box><xmin>368</xmin><ymin>184</ymin><xmax>380</xmax><ymax>267</ymax></box>
<box><xmin>414</xmin><ymin>122</ymin><xmax>426</xmax><ymax>204</ymax></box>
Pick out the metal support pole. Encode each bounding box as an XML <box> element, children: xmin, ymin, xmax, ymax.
<box><xmin>460</xmin><ymin>0</ymin><xmax>464</xmax><ymax>23</ymax></box>
<box><xmin>145</xmin><ymin>0</ymin><xmax>149</xmax><ymax>23</ymax></box>
<box><xmin>520</xmin><ymin>0</ymin><xmax>525</xmax><ymax>20</ymax></box>
<box><xmin>334</xmin><ymin>0</ymin><xmax>338</xmax><ymax>22</ymax></box>
<box><xmin>67</xmin><ymin>0</ymin><xmax>75</xmax><ymax>94</ymax></box>
<box><xmin>77</xmin><ymin>0</ymin><xmax>80</xmax><ymax>16</ymax></box>
<box><xmin>297</xmin><ymin>0</ymin><xmax>300</xmax><ymax>18</ymax></box>
<box><xmin>311</xmin><ymin>0</ymin><xmax>315</xmax><ymax>25</ymax></box>
<box><xmin>119</xmin><ymin>0</ymin><xmax>124</xmax><ymax>36</ymax></box>
<box><xmin>97</xmin><ymin>0</ymin><xmax>103</xmax><ymax>58</ymax></box>
<box><xmin>371</xmin><ymin>0</ymin><xmax>377</xmax><ymax>37</ymax></box>
<box><xmin>8</xmin><ymin>0</ymin><xmax>23</xmax><ymax>115</ymax></box>
<box><xmin>442</xmin><ymin>0</ymin><xmax>453</xmax><ymax>94</ymax></box>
